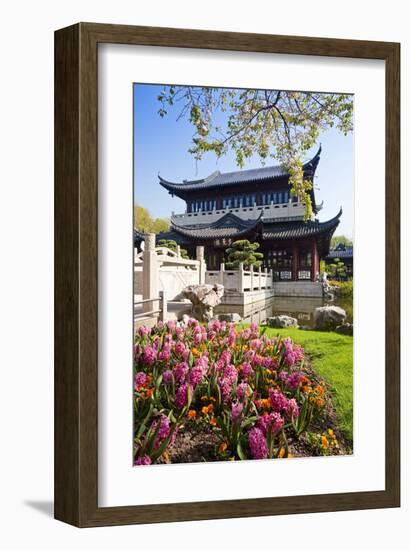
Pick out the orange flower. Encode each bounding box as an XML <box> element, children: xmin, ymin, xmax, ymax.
<box><xmin>162</xmin><ymin>451</ymin><xmax>170</xmax><ymax>462</ymax></box>
<box><xmin>207</xmin><ymin>403</ymin><xmax>214</xmax><ymax>413</ymax></box>
<box><xmin>328</xmin><ymin>428</ymin><xmax>337</xmax><ymax>441</ymax></box>
<box><xmin>279</xmin><ymin>447</ymin><xmax>286</xmax><ymax>458</ymax></box>
<box><xmin>316</xmin><ymin>398</ymin><xmax>325</xmax><ymax>408</ymax></box>
<box><xmin>188</xmin><ymin>409</ymin><xmax>196</xmax><ymax>419</ymax></box>
<box><xmin>210</xmin><ymin>417</ymin><xmax>217</xmax><ymax>426</ymax></box>
<box><xmin>145</xmin><ymin>388</ymin><xmax>154</xmax><ymax>398</ymax></box>
<box><xmin>316</xmin><ymin>385</ymin><xmax>324</xmax><ymax>395</ymax></box>
<box><xmin>321</xmin><ymin>435</ymin><xmax>329</xmax><ymax>449</ymax></box>
<box><xmin>191</xmin><ymin>348</ymin><xmax>200</xmax><ymax>357</ymax></box>
<box><xmin>219</xmin><ymin>442</ymin><xmax>227</xmax><ymax>453</ymax></box>
<box><xmin>257</xmin><ymin>398</ymin><xmax>271</xmax><ymax>410</ymax></box>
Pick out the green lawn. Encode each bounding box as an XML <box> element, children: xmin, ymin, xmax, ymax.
<box><xmin>264</xmin><ymin>327</ymin><xmax>353</xmax><ymax>444</ymax></box>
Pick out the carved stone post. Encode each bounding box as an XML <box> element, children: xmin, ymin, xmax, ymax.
<box><xmin>143</xmin><ymin>233</ymin><xmax>158</xmax><ymax>313</ymax></box>
<box><xmin>258</xmin><ymin>266</ymin><xmax>262</xmax><ymax>290</ymax></box>
<box><xmin>196</xmin><ymin>245</ymin><xmax>206</xmax><ymax>285</ymax></box>
<box><xmin>238</xmin><ymin>262</ymin><xmax>244</xmax><ymax>293</ymax></box>
<box><xmin>219</xmin><ymin>262</ymin><xmax>225</xmax><ymax>286</ymax></box>
<box><xmin>264</xmin><ymin>267</ymin><xmax>268</xmax><ymax>289</ymax></box>
<box><xmin>159</xmin><ymin>290</ymin><xmax>167</xmax><ymax>322</ymax></box>
<box><xmin>176</xmin><ymin>245</ymin><xmax>181</xmax><ymax>258</ymax></box>
<box><xmin>250</xmin><ymin>264</ymin><xmax>254</xmax><ymax>291</ymax></box>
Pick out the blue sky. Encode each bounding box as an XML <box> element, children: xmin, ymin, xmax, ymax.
<box><xmin>133</xmin><ymin>84</ymin><xmax>354</xmax><ymax>238</ymax></box>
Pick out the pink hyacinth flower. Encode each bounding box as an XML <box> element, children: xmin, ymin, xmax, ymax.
<box><xmin>248</xmin><ymin>427</ymin><xmax>268</xmax><ymax>460</ymax></box>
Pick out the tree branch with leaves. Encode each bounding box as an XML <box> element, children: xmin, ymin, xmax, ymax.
<box><xmin>134</xmin><ymin>204</ymin><xmax>169</xmax><ymax>234</ymax></box>
<box><xmin>157</xmin><ymin>87</ymin><xmax>353</xmax><ymax>220</ymax></box>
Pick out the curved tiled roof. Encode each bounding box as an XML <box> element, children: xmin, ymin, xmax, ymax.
<box><xmin>326</xmin><ymin>246</ymin><xmax>353</xmax><ymax>259</ymax></box>
<box><xmin>149</xmin><ymin>206</ymin><xmax>341</xmax><ymax>249</ymax></box>
<box><xmin>170</xmin><ymin>211</ymin><xmax>263</xmax><ymax>240</ymax></box>
<box><xmin>262</xmin><ymin>208</ymin><xmax>342</xmax><ymax>240</ymax></box>
<box><xmin>159</xmin><ymin>146</ymin><xmax>322</xmax><ymax>193</ymax></box>
<box><xmin>168</xmin><ymin>207</ymin><xmax>340</xmax><ymax>241</ymax></box>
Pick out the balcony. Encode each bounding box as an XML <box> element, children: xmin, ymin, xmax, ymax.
<box><xmin>171</xmin><ymin>201</ymin><xmax>307</xmax><ymax>226</ymax></box>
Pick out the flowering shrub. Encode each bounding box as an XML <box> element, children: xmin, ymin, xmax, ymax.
<box><xmin>133</xmin><ymin>319</ymin><xmax>326</xmax><ymax>465</ymax></box>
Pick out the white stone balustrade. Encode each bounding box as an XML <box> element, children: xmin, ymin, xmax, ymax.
<box><xmin>135</xmin><ymin>235</ymin><xmax>274</xmax><ymax>326</ymax></box>
<box><xmin>134</xmin><ymin>234</ymin><xmax>205</xmax><ymax>323</ymax></box>
<box><xmin>205</xmin><ymin>263</ymin><xmax>273</xmax><ymax>293</ymax></box>
<box><xmin>171</xmin><ymin>200</ymin><xmax>307</xmax><ymax>225</ymax></box>
<box><xmin>142</xmin><ymin>233</ymin><xmax>158</xmax><ymax>313</ymax></box>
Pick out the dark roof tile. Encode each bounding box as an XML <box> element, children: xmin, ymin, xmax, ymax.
<box><xmin>326</xmin><ymin>247</ymin><xmax>353</xmax><ymax>259</ymax></box>
<box><xmin>262</xmin><ymin>209</ymin><xmax>341</xmax><ymax>240</ymax></box>
<box><xmin>159</xmin><ymin>146</ymin><xmax>321</xmax><ymax>193</ymax></box>
<box><xmin>170</xmin><ymin>211</ymin><xmax>262</xmax><ymax>240</ymax></box>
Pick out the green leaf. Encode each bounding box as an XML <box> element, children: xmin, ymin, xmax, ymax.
<box><xmin>237</xmin><ymin>440</ymin><xmax>247</xmax><ymax>460</ymax></box>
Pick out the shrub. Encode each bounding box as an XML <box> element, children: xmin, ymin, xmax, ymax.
<box><xmin>331</xmin><ymin>280</ymin><xmax>353</xmax><ymax>299</ymax></box>
<box><xmin>157</xmin><ymin>238</ymin><xmax>190</xmax><ymax>259</ymax></box>
<box><xmin>225</xmin><ymin>240</ymin><xmax>264</xmax><ymax>269</ymax></box>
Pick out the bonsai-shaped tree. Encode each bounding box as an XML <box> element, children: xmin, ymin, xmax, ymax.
<box><xmin>225</xmin><ymin>240</ymin><xmax>264</xmax><ymax>269</ymax></box>
<box><xmin>157</xmin><ymin>238</ymin><xmax>190</xmax><ymax>259</ymax></box>
<box><xmin>327</xmin><ymin>258</ymin><xmax>348</xmax><ymax>281</ymax></box>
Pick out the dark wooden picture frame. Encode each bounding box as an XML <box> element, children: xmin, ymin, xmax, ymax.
<box><xmin>54</xmin><ymin>22</ymin><xmax>400</xmax><ymax>527</ymax></box>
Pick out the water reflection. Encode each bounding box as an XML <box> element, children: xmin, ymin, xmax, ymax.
<box><xmin>269</xmin><ymin>296</ymin><xmax>353</xmax><ymax>327</ymax></box>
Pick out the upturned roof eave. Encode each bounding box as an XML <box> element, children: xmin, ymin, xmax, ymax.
<box><xmin>170</xmin><ymin>211</ymin><xmax>263</xmax><ymax>240</ymax></box>
<box><xmin>168</xmin><ymin>206</ymin><xmax>341</xmax><ymax>242</ymax></box>
<box><xmin>158</xmin><ymin>146</ymin><xmax>322</xmax><ymax>195</ymax></box>
<box><xmin>261</xmin><ymin>207</ymin><xmax>342</xmax><ymax>240</ymax></box>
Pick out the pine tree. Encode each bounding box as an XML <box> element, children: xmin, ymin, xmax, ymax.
<box><xmin>225</xmin><ymin>240</ymin><xmax>264</xmax><ymax>269</ymax></box>
<box><xmin>156</xmin><ymin>239</ymin><xmax>189</xmax><ymax>259</ymax></box>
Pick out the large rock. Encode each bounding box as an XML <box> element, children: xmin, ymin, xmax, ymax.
<box><xmin>335</xmin><ymin>323</ymin><xmax>353</xmax><ymax>336</ymax></box>
<box><xmin>217</xmin><ymin>313</ymin><xmax>242</xmax><ymax>323</ymax></box>
<box><xmin>267</xmin><ymin>315</ymin><xmax>298</xmax><ymax>328</ymax></box>
<box><xmin>313</xmin><ymin>305</ymin><xmax>346</xmax><ymax>331</ymax></box>
<box><xmin>182</xmin><ymin>284</ymin><xmax>224</xmax><ymax>322</ymax></box>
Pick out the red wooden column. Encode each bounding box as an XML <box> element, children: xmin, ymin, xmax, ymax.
<box><xmin>292</xmin><ymin>242</ymin><xmax>299</xmax><ymax>281</ymax></box>
<box><xmin>311</xmin><ymin>239</ymin><xmax>319</xmax><ymax>281</ymax></box>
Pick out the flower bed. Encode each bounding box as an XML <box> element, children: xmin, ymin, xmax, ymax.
<box><xmin>133</xmin><ymin>319</ymin><xmax>336</xmax><ymax>465</ymax></box>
